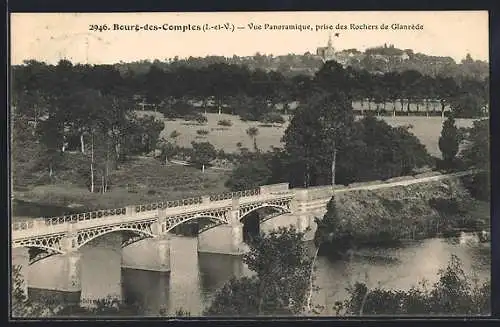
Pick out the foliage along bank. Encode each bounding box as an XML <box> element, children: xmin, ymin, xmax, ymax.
<box><xmin>315</xmin><ymin>175</ymin><xmax>488</xmax><ymax>258</ymax></box>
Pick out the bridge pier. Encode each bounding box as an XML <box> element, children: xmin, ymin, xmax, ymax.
<box><xmin>61</xmin><ymin>251</ymin><xmax>82</xmax><ymax>293</ymax></box>
<box><xmin>296</xmin><ymin>214</ymin><xmax>316</xmax><ymax>241</ymax></box>
<box><xmin>121</xmin><ymin>235</ymin><xmax>171</xmax><ymax>273</ymax></box>
<box><xmin>156</xmin><ymin>235</ymin><xmax>171</xmax><ymax>272</ymax></box>
<box><xmin>80</xmin><ymin>233</ymin><xmax>122</xmax><ymax>307</ymax></box>
<box><xmin>197</xmin><ymin>222</ymin><xmax>246</xmax><ymax>255</ymax></box>
<box><xmin>198</xmin><ymin>199</ymin><xmax>248</xmax><ymax>255</ymax></box>
<box><xmin>296</xmin><ymin>214</ymin><xmax>309</xmax><ymax>233</ymax></box>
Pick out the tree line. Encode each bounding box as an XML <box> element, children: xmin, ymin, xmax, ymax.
<box><xmin>13</xmin><ymin>58</ymin><xmax>488</xmax><ymax>122</ymax></box>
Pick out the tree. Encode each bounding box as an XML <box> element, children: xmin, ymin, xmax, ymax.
<box><xmin>239</xmin><ymin>96</ymin><xmax>271</xmax><ymax>121</ymax></box>
<box><xmin>382</xmin><ymin>72</ymin><xmax>401</xmax><ymax>117</ymax></box>
<box><xmin>314</xmin><ymin>60</ymin><xmax>352</xmax><ymax>95</ymax></box>
<box><xmin>438</xmin><ymin>115</ymin><xmax>459</xmax><ymax>168</ymax></box>
<box><xmin>261</xmin><ymin>112</ymin><xmax>285</xmax><ymax>125</ymax></box>
<box><xmin>144</xmin><ymin>65</ymin><xmax>167</xmax><ymax>104</ymax></box>
<box><xmin>460</xmin><ymin>119</ymin><xmax>489</xmax><ymax>201</ymax></box>
<box><xmin>190</xmin><ymin>141</ymin><xmax>216</xmax><ymax>172</ymax></box>
<box><xmin>435</xmin><ymin>76</ymin><xmax>458</xmax><ymax>119</ymax></box>
<box><xmin>460</xmin><ymin>119</ymin><xmax>489</xmax><ymax>170</ymax></box>
<box><xmin>313</xmin><ymin>197</ymin><xmax>355</xmax><ymax>258</ymax></box>
<box><xmin>283</xmin><ymin>91</ymin><xmax>355</xmax><ymax>187</ymax></box>
<box><xmin>125</xmin><ymin>115</ymin><xmax>164</xmax><ymax>155</ymax></box>
<box><xmin>400</xmin><ymin>70</ymin><xmax>423</xmax><ymax>114</ymax></box>
<box><xmin>449</xmin><ymin>80</ymin><xmax>486</xmax><ymax>118</ymax></box>
<box><xmin>314</xmin><ymin>197</ymin><xmax>340</xmax><ymax>248</ymax></box>
<box><xmin>246</xmin><ymin>126</ymin><xmax>259</xmax><ymax>151</ymax></box>
<box><xmin>11</xmin><ymin>111</ymin><xmax>45</xmax><ymax>189</ymax></box>
<box><xmin>36</xmin><ymin>118</ymin><xmax>64</xmax><ymax>178</ymax></box>
<box><xmin>169</xmin><ymin>130</ymin><xmax>181</xmax><ymax>145</ymax></box>
<box><xmin>225</xmin><ymin>158</ymin><xmax>272</xmax><ymax>191</ymax></box>
<box><xmin>11</xmin><ymin>265</ymin><xmax>55</xmax><ymax>317</ymax></box>
<box><xmin>205</xmin><ymin>226</ymin><xmax>314</xmax><ymax>316</ymax></box>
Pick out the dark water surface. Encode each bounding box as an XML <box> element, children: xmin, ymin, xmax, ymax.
<box><xmin>27</xmin><ymin>235</ymin><xmax>490</xmax><ymax>316</ymax></box>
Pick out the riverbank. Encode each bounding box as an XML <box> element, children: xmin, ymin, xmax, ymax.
<box><xmin>318</xmin><ymin>175</ymin><xmax>490</xmax><ymax>257</ymax></box>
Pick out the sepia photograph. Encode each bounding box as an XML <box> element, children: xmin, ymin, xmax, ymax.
<box><xmin>10</xmin><ymin>11</ymin><xmax>490</xmax><ymax>318</ymax></box>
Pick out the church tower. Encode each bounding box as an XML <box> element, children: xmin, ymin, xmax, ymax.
<box><xmin>316</xmin><ymin>33</ymin><xmax>337</xmax><ymax>62</ymax></box>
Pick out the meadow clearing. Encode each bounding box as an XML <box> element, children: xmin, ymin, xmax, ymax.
<box><xmin>13</xmin><ymin>158</ymin><xmax>231</xmax><ymax>219</ymax></box>
<box><xmin>153</xmin><ymin>112</ymin><xmax>475</xmax><ymax>158</ymax></box>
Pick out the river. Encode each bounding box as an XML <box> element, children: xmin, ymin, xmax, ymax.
<box><xmin>27</xmin><ymin>235</ymin><xmax>490</xmax><ymax>316</ymax></box>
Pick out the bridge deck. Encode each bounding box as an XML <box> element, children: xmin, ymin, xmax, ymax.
<box><xmin>12</xmin><ymin>170</ymin><xmax>476</xmax><ymax>242</ymax></box>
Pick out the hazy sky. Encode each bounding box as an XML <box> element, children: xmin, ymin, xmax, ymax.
<box><xmin>11</xmin><ymin>11</ymin><xmax>488</xmax><ymax>65</ymax></box>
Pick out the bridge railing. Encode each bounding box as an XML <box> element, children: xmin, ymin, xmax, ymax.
<box><xmin>44</xmin><ymin>207</ymin><xmax>128</xmax><ymax>226</ymax></box>
<box><xmin>134</xmin><ymin>196</ymin><xmax>203</xmax><ymax>213</ymax></box>
<box><xmin>12</xmin><ymin>220</ymin><xmax>35</xmax><ymax>231</ymax></box>
<box><xmin>209</xmin><ymin>188</ymin><xmax>260</xmax><ymax>202</ymax></box>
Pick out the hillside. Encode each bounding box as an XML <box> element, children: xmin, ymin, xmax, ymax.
<box><xmin>113</xmin><ymin>46</ymin><xmax>488</xmax><ymax>80</ymax></box>
<box><xmin>334</xmin><ymin>175</ymin><xmax>489</xmax><ymax>243</ymax></box>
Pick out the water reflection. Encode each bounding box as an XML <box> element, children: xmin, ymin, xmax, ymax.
<box><xmin>26</xmin><ymin>236</ymin><xmax>490</xmax><ymax>317</ymax></box>
<box><xmin>121</xmin><ymin>269</ymin><xmax>170</xmax><ymax>316</ymax></box>
<box><xmin>311</xmin><ymin>238</ymin><xmax>490</xmax><ymax>316</ymax></box>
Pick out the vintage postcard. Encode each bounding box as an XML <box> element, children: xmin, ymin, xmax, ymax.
<box><xmin>10</xmin><ymin>11</ymin><xmax>490</xmax><ymax>318</ymax></box>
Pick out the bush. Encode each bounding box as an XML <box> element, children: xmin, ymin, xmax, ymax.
<box><xmin>196</xmin><ymin>115</ymin><xmax>208</xmax><ymax>125</ymax></box>
<box><xmin>216</xmin><ymin>149</ymin><xmax>226</xmax><ymax>159</ymax></box>
<box><xmin>196</xmin><ymin>129</ymin><xmax>210</xmax><ymax>136</ymax></box>
<box><xmin>261</xmin><ymin>112</ymin><xmax>285</xmax><ymax>124</ymax></box>
<box><xmin>184</xmin><ymin>112</ymin><xmax>206</xmax><ymax>123</ymax></box>
<box><xmin>218</xmin><ymin>119</ymin><xmax>233</xmax><ymax>127</ymax></box>
<box><xmin>341</xmin><ymin>255</ymin><xmax>490</xmax><ymax>316</ymax></box>
<box><xmin>461</xmin><ymin>171</ymin><xmax>490</xmax><ymax>202</ymax></box>
<box><xmin>225</xmin><ymin>159</ymin><xmax>272</xmax><ymax>191</ymax></box>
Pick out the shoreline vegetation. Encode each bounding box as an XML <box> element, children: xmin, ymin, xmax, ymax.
<box><xmin>314</xmin><ymin>177</ymin><xmax>490</xmax><ymax>259</ymax></box>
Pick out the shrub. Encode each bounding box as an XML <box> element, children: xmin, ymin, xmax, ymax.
<box><xmin>261</xmin><ymin>112</ymin><xmax>285</xmax><ymax>124</ymax></box>
<box><xmin>196</xmin><ymin>129</ymin><xmax>210</xmax><ymax>136</ymax></box>
<box><xmin>341</xmin><ymin>255</ymin><xmax>490</xmax><ymax>316</ymax></box>
<box><xmin>184</xmin><ymin>112</ymin><xmax>206</xmax><ymax>123</ymax></box>
<box><xmin>196</xmin><ymin>115</ymin><xmax>208</xmax><ymax>125</ymax></box>
<box><xmin>218</xmin><ymin>119</ymin><xmax>233</xmax><ymax>127</ymax></box>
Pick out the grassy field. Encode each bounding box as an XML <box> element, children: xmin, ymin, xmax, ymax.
<box><xmin>13</xmin><ymin>156</ymin><xmax>230</xmax><ymax>220</ymax></box>
<box><xmin>156</xmin><ymin>112</ymin><xmax>475</xmax><ymax>158</ymax></box>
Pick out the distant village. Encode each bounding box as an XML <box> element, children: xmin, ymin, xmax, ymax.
<box><xmin>114</xmin><ymin>34</ymin><xmax>488</xmax><ymax>81</ymax></box>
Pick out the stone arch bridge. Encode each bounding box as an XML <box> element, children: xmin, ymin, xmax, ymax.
<box><xmin>11</xmin><ymin>170</ymin><xmax>475</xmax><ymax>301</ymax></box>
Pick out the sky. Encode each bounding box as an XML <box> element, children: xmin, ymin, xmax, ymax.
<box><xmin>10</xmin><ymin>11</ymin><xmax>489</xmax><ymax>65</ymax></box>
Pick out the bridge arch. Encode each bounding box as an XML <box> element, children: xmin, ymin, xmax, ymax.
<box><xmin>77</xmin><ymin>227</ymin><xmax>155</xmax><ymax>249</ymax></box>
<box><xmin>166</xmin><ymin>215</ymin><xmax>228</xmax><ymax>234</ymax></box>
<box><xmin>12</xmin><ymin>243</ymin><xmax>63</xmax><ymax>253</ymax></box>
<box><xmin>239</xmin><ymin>204</ymin><xmax>292</xmax><ymax>223</ymax></box>
<box><xmin>239</xmin><ymin>204</ymin><xmax>292</xmax><ymax>244</ymax></box>
<box><xmin>12</xmin><ymin>244</ymin><xmax>65</xmax><ymax>265</ymax></box>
